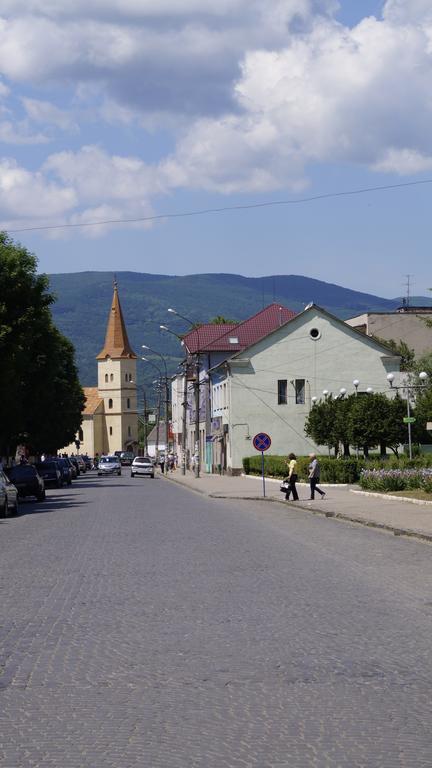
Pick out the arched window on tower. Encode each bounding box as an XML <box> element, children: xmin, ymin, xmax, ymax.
<box><xmin>127</xmin><ymin>398</ymin><xmax>130</xmax><ymax>409</ymax></box>
<box><xmin>125</xmin><ymin>373</ymin><xmax>128</xmax><ymax>382</ymax></box>
<box><xmin>110</xmin><ymin>373</ymin><xmax>114</xmax><ymax>382</ymax></box>
<box><xmin>78</xmin><ymin>427</ymin><xmax>84</xmax><ymax>442</ymax></box>
<box><xmin>105</xmin><ymin>374</ymin><xmax>108</xmax><ymax>382</ymax></box>
<box><xmin>108</xmin><ymin>398</ymin><xmax>113</xmax><ymax>409</ymax></box>
<box><xmin>128</xmin><ymin>426</ymin><xmax>131</xmax><ymax>436</ymax></box>
<box><xmin>109</xmin><ymin>426</ymin><xmax>113</xmax><ymax>436</ymax></box>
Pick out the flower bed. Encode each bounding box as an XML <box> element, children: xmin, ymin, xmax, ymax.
<box><xmin>359</xmin><ymin>468</ymin><xmax>432</xmax><ymax>493</ymax></box>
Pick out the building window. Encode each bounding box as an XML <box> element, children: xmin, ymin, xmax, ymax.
<box><xmin>125</xmin><ymin>373</ymin><xmax>128</xmax><ymax>382</ymax></box>
<box><xmin>129</xmin><ymin>373</ymin><xmax>132</xmax><ymax>381</ymax></box>
<box><xmin>128</xmin><ymin>426</ymin><xmax>131</xmax><ymax>437</ymax></box>
<box><xmin>105</xmin><ymin>373</ymin><xmax>108</xmax><ymax>382</ymax></box>
<box><xmin>78</xmin><ymin>427</ymin><xmax>84</xmax><ymax>442</ymax></box>
<box><xmin>108</xmin><ymin>398</ymin><xmax>113</xmax><ymax>409</ymax></box>
<box><xmin>110</xmin><ymin>373</ymin><xmax>114</xmax><ymax>382</ymax></box>
<box><xmin>109</xmin><ymin>426</ymin><xmax>113</xmax><ymax>436</ymax></box>
<box><xmin>310</xmin><ymin>328</ymin><xmax>320</xmax><ymax>340</ymax></box>
<box><xmin>127</xmin><ymin>398</ymin><xmax>130</xmax><ymax>409</ymax></box>
<box><xmin>278</xmin><ymin>379</ymin><xmax>287</xmax><ymax>405</ymax></box>
<box><xmin>295</xmin><ymin>379</ymin><xmax>305</xmax><ymax>404</ymax></box>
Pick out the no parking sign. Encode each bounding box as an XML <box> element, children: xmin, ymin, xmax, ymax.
<box><xmin>253</xmin><ymin>432</ymin><xmax>271</xmax><ymax>496</ymax></box>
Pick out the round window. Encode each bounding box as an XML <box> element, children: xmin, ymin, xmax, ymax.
<box><xmin>310</xmin><ymin>328</ymin><xmax>321</xmax><ymax>340</ymax></box>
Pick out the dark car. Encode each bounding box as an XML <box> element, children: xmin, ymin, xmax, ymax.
<box><xmin>0</xmin><ymin>471</ymin><xmax>8</xmax><ymax>517</ymax></box>
<box><xmin>69</xmin><ymin>457</ymin><xmax>80</xmax><ymax>476</ymax></box>
<box><xmin>73</xmin><ymin>455</ymin><xmax>86</xmax><ymax>473</ymax></box>
<box><xmin>63</xmin><ymin>457</ymin><xmax>78</xmax><ymax>479</ymax></box>
<box><xmin>81</xmin><ymin>455</ymin><xmax>92</xmax><ymax>470</ymax></box>
<box><xmin>55</xmin><ymin>458</ymin><xmax>72</xmax><ymax>485</ymax></box>
<box><xmin>120</xmin><ymin>451</ymin><xmax>134</xmax><ymax>466</ymax></box>
<box><xmin>5</xmin><ymin>464</ymin><xmax>45</xmax><ymax>501</ymax></box>
<box><xmin>36</xmin><ymin>461</ymin><xmax>62</xmax><ymax>488</ymax></box>
<box><xmin>0</xmin><ymin>469</ymin><xmax>19</xmax><ymax>516</ymax></box>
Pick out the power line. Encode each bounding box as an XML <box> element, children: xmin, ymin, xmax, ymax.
<box><xmin>7</xmin><ymin>177</ymin><xmax>432</xmax><ymax>235</ymax></box>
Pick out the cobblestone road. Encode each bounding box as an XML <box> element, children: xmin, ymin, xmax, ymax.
<box><xmin>1</xmin><ymin>472</ymin><xmax>432</xmax><ymax>767</ymax></box>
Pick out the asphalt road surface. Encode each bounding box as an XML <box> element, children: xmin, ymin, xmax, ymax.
<box><xmin>1</xmin><ymin>472</ymin><xmax>432</xmax><ymax>767</ymax></box>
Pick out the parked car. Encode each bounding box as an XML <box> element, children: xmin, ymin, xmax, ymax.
<box><xmin>5</xmin><ymin>464</ymin><xmax>45</xmax><ymax>501</ymax></box>
<box><xmin>36</xmin><ymin>461</ymin><xmax>63</xmax><ymax>488</ymax></box>
<box><xmin>55</xmin><ymin>458</ymin><xmax>73</xmax><ymax>485</ymax></box>
<box><xmin>63</xmin><ymin>457</ymin><xmax>78</xmax><ymax>479</ymax></box>
<box><xmin>0</xmin><ymin>471</ymin><xmax>8</xmax><ymax>517</ymax></box>
<box><xmin>81</xmin><ymin>455</ymin><xmax>92</xmax><ymax>470</ymax></box>
<box><xmin>0</xmin><ymin>469</ymin><xmax>19</xmax><ymax>516</ymax></box>
<box><xmin>131</xmin><ymin>456</ymin><xmax>155</xmax><ymax>478</ymax></box>
<box><xmin>69</xmin><ymin>456</ymin><xmax>80</xmax><ymax>476</ymax></box>
<box><xmin>73</xmin><ymin>455</ymin><xmax>86</xmax><ymax>473</ymax></box>
<box><xmin>98</xmin><ymin>455</ymin><xmax>122</xmax><ymax>476</ymax></box>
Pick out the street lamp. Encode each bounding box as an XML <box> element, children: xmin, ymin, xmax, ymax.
<box><xmin>339</xmin><ymin>388</ymin><xmax>347</xmax><ymax>396</ymax></box>
<box><xmin>353</xmin><ymin>379</ymin><xmax>360</xmax><ymax>395</ymax></box>
<box><xmin>311</xmin><ymin>396</ymin><xmax>318</xmax><ymax>404</ymax></box>
<box><xmin>366</xmin><ymin>387</ymin><xmax>374</xmax><ymax>394</ymax></box>
<box><xmin>322</xmin><ymin>389</ymin><xmax>329</xmax><ymax>397</ymax></box>
<box><xmin>387</xmin><ymin>370</ymin><xmax>429</xmax><ymax>459</ymax></box>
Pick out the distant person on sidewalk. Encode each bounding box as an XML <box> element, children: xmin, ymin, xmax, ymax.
<box><xmin>308</xmin><ymin>454</ymin><xmax>326</xmax><ymax>500</ymax></box>
<box><xmin>285</xmin><ymin>452</ymin><xmax>299</xmax><ymax>501</ymax></box>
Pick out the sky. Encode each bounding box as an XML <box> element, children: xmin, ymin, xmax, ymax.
<box><xmin>1</xmin><ymin>0</ymin><xmax>432</xmax><ymax>299</ymax></box>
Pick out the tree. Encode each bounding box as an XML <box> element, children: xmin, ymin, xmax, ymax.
<box><xmin>371</xmin><ymin>335</ymin><xmax>415</xmax><ymax>371</ymax></box>
<box><xmin>209</xmin><ymin>316</ymin><xmax>239</xmax><ymax>324</ymax></box>
<box><xmin>305</xmin><ymin>395</ymin><xmax>350</xmax><ymax>455</ymax></box>
<box><xmin>0</xmin><ymin>232</ymin><xmax>84</xmax><ymax>457</ymax></box>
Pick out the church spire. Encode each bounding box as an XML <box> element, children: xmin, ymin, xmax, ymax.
<box><xmin>96</xmin><ymin>283</ymin><xmax>137</xmax><ymax>360</ymax></box>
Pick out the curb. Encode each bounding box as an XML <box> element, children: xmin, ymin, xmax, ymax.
<box><xmin>162</xmin><ymin>473</ymin><xmax>432</xmax><ymax>545</ymax></box>
<box><xmin>350</xmin><ymin>489</ymin><xmax>432</xmax><ymax>506</ymax></box>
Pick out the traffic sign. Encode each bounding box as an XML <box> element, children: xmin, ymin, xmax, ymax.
<box><xmin>403</xmin><ymin>417</ymin><xmax>416</xmax><ymax>424</ymax></box>
<box><xmin>253</xmin><ymin>432</ymin><xmax>272</xmax><ymax>452</ymax></box>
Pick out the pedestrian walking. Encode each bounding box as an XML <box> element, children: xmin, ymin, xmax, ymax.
<box><xmin>285</xmin><ymin>452</ymin><xmax>299</xmax><ymax>501</ymax></box>
<box><xmin>159</xmin><ymin>454</ymin><xmax>165</xmax><ymax>474</ymax></box>
<box><xmin>308</xmin><ymin>453</ymin><xmax>326</xmax><ymax>500</ymax></box>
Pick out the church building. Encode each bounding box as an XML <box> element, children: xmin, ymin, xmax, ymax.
<box><xmin>62</xmin><ymin>283</ymin><xmax>138</xmax><ymax>458</ymax></box>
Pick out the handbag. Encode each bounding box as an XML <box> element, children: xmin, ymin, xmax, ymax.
<box><xmin>280</xmin><ymin>478</ymin><xmax>290</xmax><ymax>492</ymax></box>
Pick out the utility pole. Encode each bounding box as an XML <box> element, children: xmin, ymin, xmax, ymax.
<box><xmin>194</xmin><ymin>352</ymin><xmax>200</xmax><ymax>478</ymax></box>
<box><xmin>155</xmin><ymin>383</ymin><xmax>161</xmax><ymax>461</ymax></box>
<box><xmin>143</xmin><ymin>388</ymin><xmax>148</xmax><ymax>456</ymax></box>
<box><xmin>182</xmin><ymin>365</ymin><xmax>188</xmax><ymax>475</ymax></box>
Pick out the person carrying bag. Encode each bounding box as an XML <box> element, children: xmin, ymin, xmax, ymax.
<box><xmin>284</xmin><ymin>452</ymin><xmax>299</xmax><ymax>501</ymax></box>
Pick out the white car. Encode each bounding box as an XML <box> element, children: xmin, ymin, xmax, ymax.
<box><xmin>131</xmin><ymin>456</ymin><xmax>155</xmax><ymax>478</ymax></box>
<box><xmin>98</xmin><ymin>455</ymin><xmax>122</xmax><ymax>476</ymax></box>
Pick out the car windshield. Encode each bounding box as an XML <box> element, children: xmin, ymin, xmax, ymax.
<box><xmin>7</xmin><ymin>466</ymin><xmax>36</xmax><ymax>479</ymax></box>
<box><xmin>36</xmin><ymin>462</ymin><xmax>57</xmax><ymax>470</ymax></box>
<box><xmin>100</xmin><ymin>456</ymin><xmax>117</xmax><ymax>463</ymax></box>
<box><xmin>134</xmin><ymin>458</ymin><xmax>151</xmax><ymax>464</ymax></box>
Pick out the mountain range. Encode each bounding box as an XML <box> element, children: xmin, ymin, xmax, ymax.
<box><xmin>48</xmin><ymin>271</ymin><xmax>431</xmax><ymax>392</ymax></box>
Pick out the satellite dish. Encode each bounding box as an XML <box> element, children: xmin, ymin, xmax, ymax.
<box><xmin>304</xmin><ymin>302</ymin><xmax>314</xmax><ymax>310</ymax></box>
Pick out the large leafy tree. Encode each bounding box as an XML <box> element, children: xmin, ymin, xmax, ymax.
<box><xmin>0</xmin><ymin>232</ymin><xmax>84</xmax><ymax>457</ymax></box>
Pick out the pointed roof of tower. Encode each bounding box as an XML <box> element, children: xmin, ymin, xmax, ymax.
<box><xmin>96</xmin><ymin>282</ymin><xmax>137</xmax><ymax>360</ymax></box>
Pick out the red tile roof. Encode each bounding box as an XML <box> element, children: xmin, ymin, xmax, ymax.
<box><xmin>183</xmin><ymin>304</ymin><xmax>297</xmax><ymax>354</ymax></box>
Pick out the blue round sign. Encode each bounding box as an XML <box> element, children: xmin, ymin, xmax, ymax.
<box><xmin>253</xmin><ymin>432</ymin><xmax>271</xmax><ymax>452</ymax></box>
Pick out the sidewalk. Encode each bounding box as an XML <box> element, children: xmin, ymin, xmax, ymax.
<box><xmin>162</xmin><ymin>469</ymin><xmax>432</xmax><ymax>544</ymax></box>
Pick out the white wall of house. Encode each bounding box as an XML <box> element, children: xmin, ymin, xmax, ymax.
<box><xmin>213</xmin><ymin>306</ymin><xmax>401</xmax><ymax>472</ymax></box>
<box><xmin>346</xmin><ymin>311</ymin><xmax>432</xmax><ymax>357</ymax></box>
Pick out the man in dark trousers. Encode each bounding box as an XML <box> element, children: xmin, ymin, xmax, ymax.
<box><xmin>308</xmin><ymin>453</ymin><xmax>326</xmax><ymax>500</ymax></box>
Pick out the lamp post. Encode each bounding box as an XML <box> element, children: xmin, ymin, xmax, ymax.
<box><xmin>165</xmin><ymin>310</ymin><xmax>202</xmax><ymax>479</ymax></box>
<box><xmin>387</xmin><ymin>371</ymin><xmax>428</xmax><ymax>459</ymax></box>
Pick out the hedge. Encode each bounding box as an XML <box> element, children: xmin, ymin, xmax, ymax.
<box><xmin>242</xmin><ymin>454</ymin><xmax>432</xmax><ymax>484</ymax></box>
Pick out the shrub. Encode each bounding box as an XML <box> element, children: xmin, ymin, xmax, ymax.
<box><xmin>359</xmin><ymin>468</ymin><xmax>432</xmax><ymax>493</ymax></box>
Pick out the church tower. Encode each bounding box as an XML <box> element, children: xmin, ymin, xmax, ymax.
<box><xmin>96</xmin><ymin>282</ymin><xmax>138</xmax><ymax>454</ymax></box>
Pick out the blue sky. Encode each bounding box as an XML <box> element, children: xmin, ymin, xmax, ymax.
<box><xmin>1</xmin><ymin>0</ymin><xmax>431</xmax><ymax>299</ymax></box>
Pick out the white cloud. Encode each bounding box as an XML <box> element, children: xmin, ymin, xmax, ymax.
<box><xmin>22</xmin><ymin>98</ymin><xmax>78</xmax><ymax>132</ymax></box>
<box><xmin>2</xmin><ymin>0</ymin><xmax>432</xmax><ymax>233</ymax></box>
<box><xmin>0</xmin><ymin>120</ymin><xmax>48</xmax><ymax>144</ymax></box>
<box><xmin>0</xmin><ymin>158</ymin><xmax>76</xmax><ymax>219</ymax></box>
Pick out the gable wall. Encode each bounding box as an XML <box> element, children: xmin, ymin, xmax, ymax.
<box><xmin>227</xmin><ymin>309</ymin><xmax>400</xmax><ymax>470</ymax></box>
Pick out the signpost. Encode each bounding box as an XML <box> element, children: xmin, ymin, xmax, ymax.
<box><xmin>252</xmin><ymin>432</ymin><xmax>272</xmax><ymax>497</ymax></box>
<box><xmin>403</xmin><ymin>417</ymin><xmax>416</xmax><ymax>424</ymax></box>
